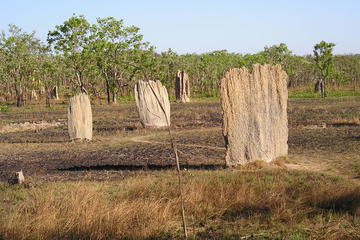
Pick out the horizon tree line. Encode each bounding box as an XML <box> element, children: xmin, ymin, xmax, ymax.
<box><xmin>0</xmin><ymin>14</ymin><xmax>359</xmax><ymax>106</ymax></box>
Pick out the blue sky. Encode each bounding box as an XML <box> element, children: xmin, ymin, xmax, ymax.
<box><xmin>1</xmin><ymin>0</ymin><xmax>359</xmax><ymax>55</ymax></box>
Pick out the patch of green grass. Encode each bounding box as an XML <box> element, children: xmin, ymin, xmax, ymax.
<box><xmin>118</xmin><ymin>93</ymin><xmax>135</xmax><ymax>102</ymax></box>
<box><xmin>191</xmin><ymin>96</ymin><xmax>220</xmax><ymax>102</ymax></box>
<box><xmin>114</xmin><ymin>88</ymin><xmax>360</xmax><ymax>100</ymax></box>
<box><xmin>193</xmin><ymin>92</ymin><xmax>219</xmax><ymax>99</ymax></box>
<box><xmin>168</xmin><ymin>93</ymin><xmax>176</xmax><ymax>101</ymax></box>
<box><xmin>0</xmin><ymin>105</ymin><xmax>11</xmax><ymax>113</ymax></box>
<box><xmin>289</xmin><ymin>89</ymin><xmax>360</xmax><ymax>98</ymax></box>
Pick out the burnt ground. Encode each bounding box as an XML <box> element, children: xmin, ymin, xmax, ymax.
<box><xmin>0</xmin><ymin>97</ymin><xmax>359</xmax><ymax>182</ymax></box>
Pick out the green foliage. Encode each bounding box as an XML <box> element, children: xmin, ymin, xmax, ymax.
<box><xmin>262</xmin><ymin>42</ymin><xmax>292</xmax><ymax>65</ymax></box>
<box><xmin>0</xmin><ymin>105</ymin><xmax>10</xmax><ymax>112</ymax></box>
<box><xmin>89</xmin><ymin>17</ymin><xmax>151</xmax><ymax>103</ymax></box>
<box><xmin>333</xmin><ymin>54</ymin><xmax>360</xmax><ymax>85</ymax></box>
<box><xmin>47</xmin><ymin>14</ymin><xmax>92</xmax><ymax>93</ymax></box>
<box><xmin>0</xmin><ymin>24</ymin><xmax>44</xmax><ymax>106</ymax></box>
<box><xmin>313</xmin><ymin>40</ymin><xmax>336</xmax><ymax>80</ymax></box>
<box><xmin>177</xmin><ymin>50</ymin><xmax>245</xmax><ymax>96</ymax></box>
<box><xmin>289</xmin><ymin>89</ymin><xmax>360</xmax><ymax>98</ymax></box>
<box><xmin>1</xmin><ymin>16</ymin><xmax>360</xmax><ymax>104</ymax></box>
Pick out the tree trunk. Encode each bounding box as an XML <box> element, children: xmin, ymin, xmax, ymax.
<box><xmin>16</xmin><ymin>94</ymin><xmax>25</xmax><ymax>107</ymax></box>
<box><xmin>54</xmin><ymin>86</ymin><xmax>59</xmax><ymax>100</ymax></box>
<box><xmin>45</xmin><ymin>87</ymin><xmax>51</xmax><ymax>108</ymax></box>
<box><xmin>76</xmin><ymin>70</ymin><xmax>87</xmax><ymax>94</ymax></box>
<box><xmin>46</xmin><ymin>95</ymin><xmax>51</xmax><ymax>108</ymax></box>
<box><xmin>104</xmin><ymin>73</ymin><xmax>111</xmax><ymax>104</ymax></box>
<box><xmin>15</xmin><ymin>83</ymin><xmax>25</xmax><ymax>107</ymax></box>
<box><xmin>320</xmin><ymin>79</ymin><xmax>327</xmax><ymax>97</ymax></box>
<box><xmin>106</xmin><ymin>81</ymin><xmax>111</xmax><ymax>104</ymax></box>
<box><xmin>314</xmin><ymin>80</ymin><xmax>320</xmax><ymax>93</ymax></box>
<box><xmin>50</xmin><ymin>86</ymin><xmax>59</xmax><ymax>100</ymax></box>
<box><xmin>314</xmin><ymin>78</ymin><xmax>327</xmax><ymax>97</ymax></box>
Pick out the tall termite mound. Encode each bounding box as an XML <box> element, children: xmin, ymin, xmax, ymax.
<box><xmin>135</xmin><ymin>80</ymin><xmax>170</xmax><ymax>128</ymax></box>
<box><xmin>68</xmin><ymin>93</ymin><xmax>93</xmax><ymax>140</ymax></box>
<box><xmin>221</xmin><ymin>64</ymin><xmax>288</xmax><ymax>167</ymax></box>
<box><xmin>175</xmin><ymin>70</ymin><xmax>190</xmax><ymax>103</ymax></box>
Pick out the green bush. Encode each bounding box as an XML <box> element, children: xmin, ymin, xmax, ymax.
<box><xmin>0</xmin><ymin>105</ymin><xmax>10</xmax><ymax>112</ymax></box>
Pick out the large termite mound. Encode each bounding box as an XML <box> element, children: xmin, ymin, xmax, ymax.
<box><xmin>135</xmin><ymin>80</ymin><xmax>170</xmax><ymax>128</ymax></box>
<box><xmin>68</xmin><ymin>93</ymin><xmax>93</xmax><ymax>140</ymax></box>
<box><xmin>221</xmin><ymin>64</ymin><xmax>288</xmax><ymax>167</ymax></box>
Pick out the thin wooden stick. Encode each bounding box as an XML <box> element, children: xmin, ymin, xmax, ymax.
<box><xmin>144</xmin><ymin>79</ymin><xmax>188</xmax><ymax>239</ymax></box>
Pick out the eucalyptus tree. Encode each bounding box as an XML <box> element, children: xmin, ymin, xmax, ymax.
<box><xmin>0</xmin><ymin>24</ymin><xmax>43</xmax><ymax>106</ymax></box>
<box><xmin>47</xmin><ymin>14</ymin><xmax>92</xmax><ymax>94</ymax></box>
<box><xmin>89</xmin><ymin>17</ymin><xmax>149</xmax><ymax>103</ymax></box>
<box><xmin>313</xmin><ymin>41</ymin><xmax>336</xmax><ymax>97</ymax></box>
<box><xmin>262</xmin><ymin>43</ymin><xmax>292</xmax><ymax>65</ymax></box>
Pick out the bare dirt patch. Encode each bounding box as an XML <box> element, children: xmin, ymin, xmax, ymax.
<box><xmin>0</xmin><ymin>97</ymin><xmax>359</xmax><ymax>182</ymax></box>
<box><xmin>0</xmin><ymin>119</ymin><xmax>66</xmax><ymax>133</ymax></box>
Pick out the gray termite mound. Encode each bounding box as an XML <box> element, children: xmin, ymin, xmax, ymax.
<box><xmin>175</xmin><ymin>70</ymin><xmax>190</xmax><ymax>103</ymax></box>
<box><xmin>68</xmin><ymin>93</ymin><xmax>93</xmax><ymax>140</ymax></box>
<box><xmin>221</xmin><ymin>64</ymin><xmax>288</xmax><ymax>167</ymax></box>
<box><xmin>135</xmin><ymin>80</ymin><xmax>170</xmax><ymax>128</ymax></box>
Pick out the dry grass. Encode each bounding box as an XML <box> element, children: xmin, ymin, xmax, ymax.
<box><xmin>330</xmin><ymin>117</ymin><xmax>360</xmax><ymax>126</ymax></box>
<box><xmin>1</xmin><ymin>170</ymin><xmax>359</xmax><ymax>240</ymax></box>
<box><xmin>1</xmin><ymin>179</ymin><xmax>178</xmax><ymax>240</ymax></box>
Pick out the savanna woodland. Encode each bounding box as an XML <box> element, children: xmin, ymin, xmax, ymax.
<box><xmin>0</xmin><ymin>15</ymin><xmax>360</xmax><ymax>240</ymax></box>
<box><xmin>0</xmin><ymin>15</ymin><xmax>359</xmax><ymax>106</ymax></box>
